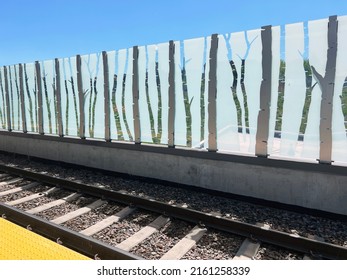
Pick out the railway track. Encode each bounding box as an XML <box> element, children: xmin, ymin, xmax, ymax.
<box><xmin>0</xmin><ymin>163</ymin><xmax>347</xmax><ymax>260</ymax></box>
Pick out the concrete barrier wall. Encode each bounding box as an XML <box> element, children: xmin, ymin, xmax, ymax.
<box><xmin>0</xmin><ymin>132</ymin><xmax>346</xmax><ymax>215</ymax></box>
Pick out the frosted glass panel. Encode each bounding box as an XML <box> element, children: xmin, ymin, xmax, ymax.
<box><xmin>301</xmin><ymin>18</ymin><xmax>328</xmax><ymax>160</ymax></box>
<box><xmin>174</xmin><ymin>37</ymin><xmax>207</xmax><ymax>148</ymax></box>
<box><xmin>174</xmin><ymin>41</ymin><xmax>185</xmax><ymax>146</ymax></box>
<box><xmin>184</xmin><ymin>37</ymin><xmax>207</xmax><ymax>148</ymax></box>
<box><xmin>1</xmin><ymin>14</ymin><xmax>347</xmax><ymax>165</ymax></box>
<box><xmin>41</xmin><ymin>60</ymin><xmax>57</xmax><ymax>134</ymax></box>
<box><xmin>138</xmin><ymin>46</ymin><xmax>147</xmax><ymax>142</ymax></box>
<box><xmin>7</xmin><ymin>65</ymin><xmax>22</xmax><ymax>131</ymax></box>
<box><xmin>0</xmin><ymin>67</ymin><xmax>8</xmax><ymax>130</ymax></box>
<box><xmin>138</xmin><ymin>43</ymin><xmax>169</xmax><ymax>145</ymax></box>
<box><xmin>108</xmin><ymin>48</ymin><xmax>133</xmax><ymax>141</ymax></box>
<box><xmin>60</xmin><ymin>57</ymin><xmax>79</xmax><ymax>137</ymax></box>
<box><xmin>242</xmin><ymin>29</ymin><xmax>262</xmax><ymax>154</ymax></box>
<box><xmin>157</xmin><ymin>42</ymin><xmax>169</xmax><ymax>144</ymax></box>
<box><xmin>110</xmin><ymin>49</ymin><xmax>124</xmax><ymax>140</ymax></box>
<box><xmin>332</xmin><ymin>15</ymin><xmax>347</xmax><ymax>163</ymax></box>
<box><xmin>216</xmin><ymin>34</ymin><xmax>239</xmax><ymax>152</ymax></box>
<box><xmin>268</xmin><ymin>26</ymin><xmax>281</xmax><ymax>155</ymax></box>
<box><xmin>23</xmin><ymin>63</ymin><xmax>38</xmax><ymax>132</ymax></box>
<box><xmin>217</xmin><ymin>29</ymin><xmax>262</xmax><ymax>154</ymax></box>
<box><xmin>123</xmin><ymin>48</ymin><xmax>134</xmax><ymax>141</ymax></box>
<box><xmin>81</xmin><ymin>53</ymin><xmax>104</xmax><ymax>139</ymax></box>
<box><xmin>268</xmin><ymin>19</ymin><xmax>329</xmax><ymax>162</ymax></box>
<box><xmin>278</xmin><ymin>23</ymin><xmax>306</xmax><ymax>157</ymax></box>
<box><xmin>106</xmin><ymin>50</ymin><xmax>118</xmax><ymax>140</ymax></box>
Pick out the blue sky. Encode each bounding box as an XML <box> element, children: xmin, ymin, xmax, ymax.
<box><xmin>1</xmin><ymin>0</ymin><xmax>347</xmax><ymax>66</ymax></box>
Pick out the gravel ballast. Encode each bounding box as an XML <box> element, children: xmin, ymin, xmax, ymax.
<box><xmin>0</xmin><ymin>152</ymin><xmax>346</xmax><ymax>259</ymax></box>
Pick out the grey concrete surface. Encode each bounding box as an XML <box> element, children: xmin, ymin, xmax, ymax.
<box><xmin>0</xmin><ymin>133</ymin><xmax>346</xmax><ymax>215</ymax></box>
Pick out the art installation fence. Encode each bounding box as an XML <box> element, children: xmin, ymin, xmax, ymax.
<box><xmin>1</xmin><ymin>15</ymin><xmax>347</xmax><ymax>164</ymax></box>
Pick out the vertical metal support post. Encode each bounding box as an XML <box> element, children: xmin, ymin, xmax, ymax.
<box><xmin>255</xmin><ymin>25</ymin><xmax>272</xmax><ymax>157</ymax></box>
<box><xmin>35</xmin><ymin>61</ymin><xmax>44</xmax><ymax>134</ymax></box>
<box><xmin>208</xmin><ymin>34</ymin><xmax>218</xmax><ymax>152</ymax></box>
<box><xmin>168</xmin><ymin>40</ymin><xmax>175</xmax><ymax>148</ymax></box>
<box><xmin>76</xmin><ymin>55</ymin><xmax>85</xmax><ymax>139</ymax></box>
<box><xmin>3</xmin><ymin>66</ymin><xmax>11</xmax><ymax>131</ymax></box>
<box><xmin>18</xmin><ymin>64</ymin><xmax>27</xmax><ymax>133</ymax></box>
<box><xmin>132</xmin><ymin>46</ymin><xmax>141</xmax><ymax>144</ymax></box>
<box><xmin>55</xmin><ymin>58</ymin><xmax>63</xmax><ymax>137</ymax></box>
<box><xmin>312</xmin><ymin>16</ymin><xmax>338</xmax><ymax>164</ymax></box>
<box><xmin>102</xmin><ymin>51</ymin><xmax>111</xmax><ymax>142</ymax></box>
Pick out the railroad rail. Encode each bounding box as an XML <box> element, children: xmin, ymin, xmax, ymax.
<box><xmin>0</xmin><ymin>163</ymin><xmax>346</xmax><ymax>260</ymax></box>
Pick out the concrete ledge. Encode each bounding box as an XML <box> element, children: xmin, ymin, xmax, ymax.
<box><xmin>0</xmin><ymin>132</ymin><xmax>347</xmax><ymax>215</ymax></box>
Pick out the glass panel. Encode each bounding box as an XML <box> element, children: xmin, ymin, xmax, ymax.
<box><xmin>23</xmin><ymin>63</ymin><xmax>38</xmax><ymax>133</ymax></box>
<box><xmin>301</xmin><ymin>18</ymin><xmax>328</xmax><ymax>160</ymax></box>
<box><xmin>268</xmin><ymin>25</ymin><xmax>281</xmax><ymax>155</ymax></box>
<box><xmin>7</xmin><ymin>65</ymin><xmax>22</xmax><ymax>131</ymax></box>
<box><xmin>106</xmin><ymin>50</ymin><xmax>118</xmax><ymax>140</ymax></box>
<box><xmin>216</xmin><ymin>34</ymin><xmax>240</xmax><ymax>152</ymax></box>
<box><xmin>138</xmin><ymin>45</ymin><xmax>151</xmax><ymax>143</ymax></box>
<box><xmin>138</xmin><ymin>43</ymin><xmax>169</xmax><ymax>145</ymax></box>
<box><xmin>173</xmin><ymin>40</ymin><xmax>185</xmax><ymax>146</ymax></box>
<box><xmin>109</xmin><ymin>48</ymin><xmax>134</xmax><ymax>142</ymax></box>
<box><xmin>106</xmin><ymin>51</ymin><xmax>117</xmax><ymax>138</ymax></box>
<box><xmin>332</xmin><ymin>15</ymin><xmax>347</xmax><ymax>164</ymax></box>
<box><xmin>0</xmin><ymin>14</ymin><xmax>343</xmax><ymax>167</ymax></box>
<box><xmin>60</xmin><ymin>57</ymin><xmax>79</xmax><ymax>137</ymax></box>
<box><xmin>81</xmin><ymin>53</ymin><xmax>104</xmax><ymax>139</ymax></box>
<box><xmin>242</xmin><ymin>29</ymin><xmax>262</xmax><ymax>154</ymax></box>
<box><xmin>220</xmin><ymin>29</ymin><xmax>262</xmax><ymax>154</ymax></box>
<box><xmin>277</xmin><ymin>22</ymin><xmax>306</xmax><ymax>158</ymax></box>
<box><xmin>0</xmin><ymin>67</ymin><xmax>8</xmax><ymax>130</ymax></box>
<box><xmin>124</xmin><ymin>48</ymin><xmax>134</xmax><ymax>141</ymax></box>
<box><xmin>41</xmin><ymin>60</ymin><xmax>57</xmax><ymax>134</ymax></box>
<box><xmin>174</xmin><ymin>37</ymin><xmax>207</xmax><ymax>148</ymax></box>
<box><xmin>157</xmin><ymin>42</ymin><xmax>169</xmax><ymax>144</ymax></box>
<box><xmin>110</xmin><ymin>49</ymin><xmax>124</xmax><ymax>140</ymax></box>
<box><xmin>7</xmin><ymin>66</ymin><xmax>14</xmax><ymax>130</ymax></box>
<box><xmin>203</xmin><ymin>38</ymin><xmax>210</xmax><ymax>149</ymax></box>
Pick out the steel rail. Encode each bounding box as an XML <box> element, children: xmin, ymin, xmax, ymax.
<box><xmin>1</xmin><ymin>164</ymin><xmax>346</xmax><ymax>260</ymax></box>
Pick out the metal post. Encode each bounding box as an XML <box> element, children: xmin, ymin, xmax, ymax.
<box><xmin>132</xmin><ymin>46</ymin><xmax>141</xmax><ymax>144</ymax></box>
<box><xmin>3</xmin><ymin>66</ymin><xmax>11</xmax><ymax>131</ymax></box>
<box><xmin>76</xmin><ymin>55</ymin><xmax>85</xmax><ymax>139</ymax></box>
<box><xmin>18</xmin><ymin>64</ymin><xmax>27</xmax><ymax>133</ymax></box>
<box><xmin>55</xmin><ymin>58</ymin><xmax>63</xmax><ymax>137</ymax></box>
<box><xmin>103</xmin><ymin>51</ymin><xmax>111</xmax><ymax>142</ymax></box>
<box><xmin>35</xmin><ymin>61</ymin><xmax>44</xmax><ymax>134</ymax></box>
<box><xmin>208</xmin><ymin>34</ymin><xmax>218</xmax><ymax>152</ymax></box>
<box><xmin>255</xmin><ymin>25</ymin><xmax>272</xmax><ymax>157</ymax></box>
<box><xmin>168</xmin><ymin>40</ymin><xmax>175</xmax><ymax>148</ymax></box>
<box><xmin>311</xmin><ymin>16</ymin><xmax>338</xmax><ymax>164</ymax></box>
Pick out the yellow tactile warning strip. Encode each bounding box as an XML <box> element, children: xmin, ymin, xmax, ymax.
<box><xmin>0</xmin><ymin>218</ymin><xmax>90</xmax><ymax>260</ymax></box>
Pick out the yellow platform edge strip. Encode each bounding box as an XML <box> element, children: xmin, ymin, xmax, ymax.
<box><xmin>0</xmin><ymin>218</ymin><xmax>90</xmax><ymax>260</ymax></box>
